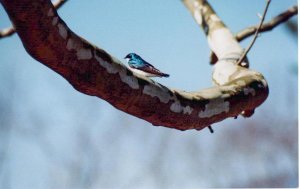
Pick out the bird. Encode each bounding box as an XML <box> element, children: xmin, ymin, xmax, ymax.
<box><xmin>124</xmin><ymin>53</ymin><xmax>169</xmax><ymax>78</ymax></box>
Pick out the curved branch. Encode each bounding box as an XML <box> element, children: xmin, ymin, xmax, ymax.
<box><xmin>0</xmin><ymin>0</ymin><xmax>68</xmax><ymax>39</ymax></box>
<box><xmin>236</xmin><ymin>5</ymin><xmax>298</xmax><ymax>42</ymax></box>
<box><xmin>1</xmin><ymin>0</ymin><xmax>268</xmax><ymax>131</ymax></box>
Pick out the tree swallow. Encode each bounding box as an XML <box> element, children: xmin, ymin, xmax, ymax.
<box><xmin>124</xmin><ymin>53</ymin><xmax>169</xmax><ymax>78</ymax></box>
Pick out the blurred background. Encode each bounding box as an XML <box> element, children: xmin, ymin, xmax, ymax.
<box><xmin>0</xmin><ymin>0</ymin><xmax>298</xmax><ymax>188</ymax></box>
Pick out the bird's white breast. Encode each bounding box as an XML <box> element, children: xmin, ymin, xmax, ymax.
<box><xmin>125</xmin><ymin>58</ymin><xmax>130</xmax><ymax>63</ymax></box>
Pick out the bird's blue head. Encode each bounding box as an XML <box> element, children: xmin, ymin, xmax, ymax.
<box><xmin>124</xmin><ymin>53</ymin><xmax>140</xmax><ymax>61</ymax></box>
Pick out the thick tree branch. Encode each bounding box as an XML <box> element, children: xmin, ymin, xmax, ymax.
<box><xmin>1</xmin><ymin>0</ymin><xmax>268</xmax><ymax>131</ymax></box>
<box><xmin>0</xmin><ymin>0</ymin><xmax>68</xmax><ymax>39</ymax></box>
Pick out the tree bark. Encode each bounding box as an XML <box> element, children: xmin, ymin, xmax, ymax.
<box><xmin>0</xmin><ymin>0</ymin><xmax>268</xmax><ymax>131</ymax></box>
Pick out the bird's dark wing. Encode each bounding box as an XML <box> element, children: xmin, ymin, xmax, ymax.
<box><xmin>137</xmin><ymin>63</ymin><xmax>169</xmax><ymax>77</ymax></box>
<box><xmin>143</xmin><ymin>61</ymin><xmax>155</xmax><ymax>68</ymax></box>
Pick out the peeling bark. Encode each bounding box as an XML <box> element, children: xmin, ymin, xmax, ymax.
<box><xmin>1</xmin><ymin>0</ymin><xmax>268</xmax><ymax>131</ymax></box>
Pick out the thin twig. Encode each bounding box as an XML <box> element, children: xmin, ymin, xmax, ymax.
<box><xmin>236</xmin><ymin>0</ymin><xmax>271</xmax><ymax>66</ymax></box>
<box><xmin>0</xmin><ymin>0</ymin><xmax>68</xmax><ymax>39</ymax></box>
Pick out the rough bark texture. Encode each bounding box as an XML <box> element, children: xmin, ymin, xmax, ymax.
<box><xmin>1</xmin><ymin>0</ymin><xmax>268</xmax><ymax>131</ymax></box>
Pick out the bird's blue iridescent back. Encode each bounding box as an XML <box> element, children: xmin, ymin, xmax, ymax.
<box><xmin>127</xmin><ymin>53</ymin><xmax>152</xmax><ymax>69</ymax></box>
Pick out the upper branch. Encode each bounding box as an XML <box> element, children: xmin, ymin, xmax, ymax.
<box><xmin>236</xmin><ymin>5</ymin><xmax>298</xmax><ymax>42</ymax></box>
<box><xmin>209</xmin><ymin>4</ymin><xmax>298</xmax><ymax>65</ymax></box>
<box><xmin>183</xmin><ymin>0</ymin><xmax>244</xmax><ymax>61</ymax></box>
<box><xmin>1</xmin><ymin>0</ymin><xmax>268</xmax><ymax>131</ymax></box>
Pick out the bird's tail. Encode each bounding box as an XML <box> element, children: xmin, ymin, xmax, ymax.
<box><xmin>160</xmin><ymin>73</ymin><xmax>170</xmax><ymax>77</ymax></box>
